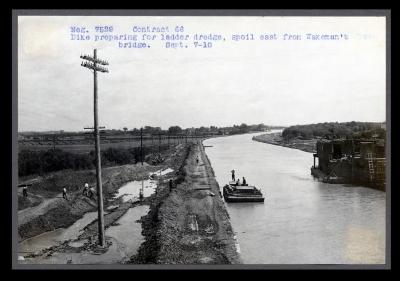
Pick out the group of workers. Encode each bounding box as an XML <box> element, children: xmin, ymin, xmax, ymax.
<box><xmin>61</xmin><ymin>183</ymin><xmax>95</xmax><ymax>201</ymax></box>
<box><xmin>21</xmin><ymin>183</ymin><xmax>95</xmax><ymax>201</ymax></box>
<box><xmin>231</xmin><ymin>169</ymin><xmax>247</xmax><ymax>186</ymax></box>
<box><xmin>82</xmin><ymin>183</ymin><xmax>96</xmax><ymax>199</ymax></box>
<box><xmin>22</xmin><ymin>185</ymin><xmax>65</xmax><ymax>199</ymax></box>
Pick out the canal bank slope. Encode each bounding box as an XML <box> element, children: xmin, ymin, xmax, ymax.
<box><xmin>252</xmin><ymin>132</ymin><xmax>316</xmax><ymax>153</ymax></box>
<box><xmin>17</xmin><ymin>143</ymin><xmax>191</xmax><ymax>242</ymax></box>
<box><xmin>18</xmin><ymin>144</ymin><xmax>194</xmax><ymax>263</ymax></box>
<box><xmin>132</xmin><ymin>142</ymin><xmax>241</xmax><ymax>264</ymax></box>
<box><xmin>18</xmin><ymin>164</ymin><xmax>161</xmax><ymax>241</ymax></box>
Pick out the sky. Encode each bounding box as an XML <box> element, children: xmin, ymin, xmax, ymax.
<box><xmin>18</xmin><ymin>16</ymin><xmax>386</xmax><ymax>132</ymax></box>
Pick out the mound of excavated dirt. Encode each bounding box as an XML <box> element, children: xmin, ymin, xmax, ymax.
<box><xmin>18</xmin><ymin>162</ymin><xmax>163</xmax><ymax>241</ymax></box>
<box><xmin>130</xmin><ymin>143</ymin><xmax>241</xmax><ymax>264</ymax></box>
<box><xmin>28</xmin><ymin>170</ymin><xmax>97</xmax><ymax>197</ymax></box>
<box><xmin>18</xmin><ymin>200</ymin><xmax>81</xmax><ymax>240</ymax></box>
<box><xmin>18</xmin><ymin>194</ymin><xmax>43</xmax><ymax>210</ymax></box>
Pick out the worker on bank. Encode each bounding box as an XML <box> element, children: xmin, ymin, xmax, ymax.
<box><xmin>62</xmin><ymin>187</ymin><xmax>68</xmax><ymax>200</ymax></box>
<box><xmin>88</xmin><ymin>187</ymin><xmax>95</xmax><ymax>199</ymax></box>
<box><xmin>242</xmin><ymin>177</ymin><xmax>247</xmax><ymax>185</ymax></box>
<box><xmin>83</xmin><ymin>183</ymin><xmax>89</xmax><ymax>196</ymax></box>
<box><xmin>231</xmin><ymin>170</ymin><xmax>235</xmax><ymax>181</ymax></box>
<box><xmin>23</xmin><ymin>185</ymin><xmax>28</xmax><ymax>197</ymax></box>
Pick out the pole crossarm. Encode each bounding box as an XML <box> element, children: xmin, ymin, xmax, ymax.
<box><xmin>81</xmin><ymin>61</ymin><xmax>109</xmax><ymax>72</ymax></box>
<box><xmin>80</xmin><ymin>54</ymin><xmax>109</xmax><ymax>65</ymax></box>
<box><xmin>84</xmin><ymin>126</ymin><xmax>106</xmax><ymax>130</ymax></box>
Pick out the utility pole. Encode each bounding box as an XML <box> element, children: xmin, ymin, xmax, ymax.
<box><xmin>140</xmin><ymin>127</ymin><xmax>143</xmax><ymax>165</ymax></box>
<box><xmin>159</xmin><ymin>133</ymin><xmax>161</xmax><ymax>153</ymax></box>
<box><xmin>351</xmin><ymin>138</ymin><xmax>354</xmax><ymax>184</ymax></box>
<box><xmin>80</xmin><ymin>50</ymin><xmax>109</xmax><ymax>247</ymax></box>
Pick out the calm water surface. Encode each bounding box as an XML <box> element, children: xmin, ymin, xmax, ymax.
<box><xmin>204</xmin><ymin>132</ymin><xmax>386</xmax><ymax>264</ymax></box>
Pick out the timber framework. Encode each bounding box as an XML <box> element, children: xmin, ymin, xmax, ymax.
<box><xmin>311</xmin><ymin>138</ymin><xmax>386</xmax><ymax>191</ymax></box>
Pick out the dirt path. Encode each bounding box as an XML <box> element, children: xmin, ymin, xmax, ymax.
<box><xmin>18</xmin><ymin>193</ymin><xmax>63</xmax><ymax>226</ymax></box>
<box><xmin>150</xmin><ymin>143</ymin><xmax>241</xmax><ymax>264</ymax></box>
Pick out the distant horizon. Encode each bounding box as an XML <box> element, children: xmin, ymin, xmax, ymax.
<box><xmin>17</xmin><ymin>119</ymin><xmax>386</xmax><ymax>134</ymax></box>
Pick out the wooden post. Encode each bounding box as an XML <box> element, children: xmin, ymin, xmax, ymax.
<box><xmin>351</xmin><ymin>139</ymin><xmax>354</xmax><ymax>183</ymax></box>
<box><xmin>140</xmin><ymin>127</ymin><xmax>143</xmax><ymax>165</ymax></box>
<box><xmin>159</xmin><ymin>133</ymin><xmax>161</xmax><ymax>153</ymax></box>
<box><xmin>81</xmin><ymin>50</ymin><xmax>108</xmax><ymax>247</ymax></box>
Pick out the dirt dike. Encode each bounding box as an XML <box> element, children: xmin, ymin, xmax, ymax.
<box><xmin>130</xmin><ymin>142</ymin><xmax>241</xmax><ymax>264</ymax></box>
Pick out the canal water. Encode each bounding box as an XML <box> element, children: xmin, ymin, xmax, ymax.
<box><xmin>20</xmin><ymin>205</ymin><xmax>149</xmax><ymax>264</ymax></box>
<box><xmin>114</xmin><ymin>168</ymin><xmax>174</xmax><ymax>202</ymax></box>
<box><xmin>203</xmin><ymin>132</ymin><xmax>386</xmax><ymax>264</ymax></box>
<box><xmin>19</xmin><ymin>211</ymin><xmax>98</xmax><ymax>255</ymax></box>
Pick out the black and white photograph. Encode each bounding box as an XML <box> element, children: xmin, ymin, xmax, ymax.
<box><xmin>12</xmin><ymin>10</ymin><xmax>390</xmax><ymax>269</ymax></box>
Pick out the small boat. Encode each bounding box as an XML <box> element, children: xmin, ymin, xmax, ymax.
<box><xmin>223</xmin><ymin>182</ymin><xmax>265</xmax><ymax>203</ymax></box>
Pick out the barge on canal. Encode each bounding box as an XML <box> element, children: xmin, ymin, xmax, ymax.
<box><xmin>223</xmin><ymin>182</ymin><xmax>265</xmax><ymax>203</ymax></box>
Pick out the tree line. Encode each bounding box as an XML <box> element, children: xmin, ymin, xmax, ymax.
<box><xmin>95</xmin><ymin>123</ymin><xmax>270</xmax><ymax>136</ymax></box>
<box><xmin>281</xmin><ymin>121</ymin><xmax>386</xmax><ymax>141</ymax></box>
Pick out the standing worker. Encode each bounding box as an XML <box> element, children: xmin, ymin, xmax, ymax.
<box><xmin>169</xmin><ymin>179</ymin><xmax>173</xmax><ymax>192</ymax></box>
<box><xmin>62</xmin><ymin>187</ymin><xmax>68</xmax><ymax>200</ymax></box>
<box><xmin>83</xmin><ymin>183</ymin><xmax>89</xmax><ymax>196</ymax></box>
<box><xmin>231</xmin><ymin>170</ymin><xmax>235</xmax><ymax>182</ymax></box>
<box><xmin>196</xmin><ymin>155</ymin><xmax>199</xmax><ymax>165</ymax></box>
<box><xmin>22</xmin><ymin>185</ymin><xmax>28</xmax><ymax>198</ymax></box>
